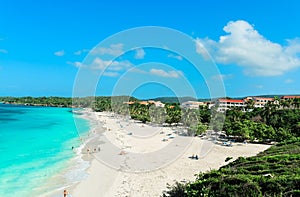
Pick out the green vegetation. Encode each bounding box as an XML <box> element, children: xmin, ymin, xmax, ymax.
<box><xmin>223</xmin><ymin>99</ymin><xmax>300</xmax><ymax>142</ymax></box>
<box><xmin>163</xmin><ymin>138</ymin><xmax>300</xmax><ymax>196</ymax></box>
<box><xmin>2</xmin><ymin>96</ymin><xmax>300</xmax><ymax>141</ymax></box>
<box><xmin>152</xmin><ymin>97</ymin><xmax>196</xmax><ymax>103</ymax></box>
<box><xmin>0</xmin><ymin>96</ymin><xmax>73</xmax><ymax>107</ymax></box>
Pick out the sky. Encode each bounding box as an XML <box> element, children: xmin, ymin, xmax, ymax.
<box><xmin>0</xmin><ymin>0</ymin><xmax>300</xmax><ymax>99</ymax></box>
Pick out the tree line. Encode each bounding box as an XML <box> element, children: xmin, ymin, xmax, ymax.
<box><xmin>1</xmin><ymin>96</ymin><xmax>300</xmax><ymax>142</ymax></box>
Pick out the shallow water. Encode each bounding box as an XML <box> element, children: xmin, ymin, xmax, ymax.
<box><xmin>0</xmin><ymin>104</ymin><xmax>90</xmax><ymax>197</ymax></box>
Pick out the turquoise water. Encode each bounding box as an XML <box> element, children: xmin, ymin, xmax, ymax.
<box><xmin>0</xmin><ymin>104</ymin><xmax>90</xmax><ymax>197</ymax></box>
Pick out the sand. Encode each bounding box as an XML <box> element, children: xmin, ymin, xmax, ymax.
<box><xmin>68</xmin><ymin>111</ymin><xmax>270</xmax><ymax>197</ymax></box>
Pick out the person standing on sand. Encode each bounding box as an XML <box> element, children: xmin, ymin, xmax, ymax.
<box><xmin>64</xmin><ymin>189</ymin><xmax>72</xmax><ymax>197</ymax></box>
<box><xmin>63</xmin><ymin>189</ymin><xmax>68</xmax><ymax>197</ymax></box>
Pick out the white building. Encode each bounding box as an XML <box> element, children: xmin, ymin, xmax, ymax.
<box><xmin>252</xmin><ymin>97</ymin><xmax>274</xmax><ymax>108</ymax></box>
<box><xmin>181</xmin><ymin>101</ymin><xmax>205</xmax><ymax>109</ymax></box>
<box><xmin>147</xmin><ymin>100</ymin><xmax>165</xmax><ymax>107</ymax></box>
<box><xmin>214</xmin><ymin>98</ymin><xmax>245</xmax><ymax>112</ymax></box>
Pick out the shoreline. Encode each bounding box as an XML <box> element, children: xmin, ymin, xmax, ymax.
<box><xmin>66</xmin><ymin>110</ymin><xmax>271</xmax><ymax>197</ymax></box>
<box><xmin>43</xmin><ymin>108</ymin><xmax>103</xmax><ymax>197</ymax></box>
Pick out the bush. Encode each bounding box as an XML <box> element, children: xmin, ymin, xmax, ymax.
<box><xmin>162</xmin><ymin>182</ymin><xmax>187</xmax><ymax>197</ymax></box>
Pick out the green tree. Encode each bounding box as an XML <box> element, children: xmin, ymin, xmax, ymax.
<box><xmin>165</xmin><ymin>103</ymin><xmax>181</xmax><ymax>124</ymax></box>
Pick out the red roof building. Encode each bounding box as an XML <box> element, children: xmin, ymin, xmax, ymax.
<box><xmin>281</xmin><ymin>96</ymin><xmax>300</xmax><ymax>100</ymax></box>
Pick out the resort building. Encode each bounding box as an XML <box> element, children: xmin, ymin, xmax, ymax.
<box><xmin>147</xmin><ymin>100</ymin><xmax>165</xmax><ymax>108</ymax></box>
<box><xmin>123</xmin><ymin>95</ymin><xmax>300</xmax><ymax>112</ymax></box>
<box><xmin>123</xmin><ymin>101</ymin><xmax>135</xmax><ymax>105</ymax></box>
<box><xmin>244</xmin><ymin>97</ymin><xmax>274</xmax><ymax>108</ymax></box>
<box><xmin>181</xmin><ymin>101</ymin><xmax>206</xmax><ymax>109</ymax></box>
<box><xmin>123</xmin><ymin>100</ymin><xmax>165</xmax><ymax>107</ymax></box>
<box><xmin>253</xmin><ymin>97</ymin><xmax>274</xmax><ymax>108</ymax></box>
<box><xmin>214</xmin><ymin>98</ymin><xmax>245</xmax><ymax>112</ymax></box>
<box><xmin>281</xmin><ymin>95</ymin><xmax>300</xmax><ymax>100</ymax></box>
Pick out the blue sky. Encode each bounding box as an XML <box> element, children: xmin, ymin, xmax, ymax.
<box><xmin>0</xmin><ymin>0</ymin><xmax>300</xmax><ymax>99</ymax></box>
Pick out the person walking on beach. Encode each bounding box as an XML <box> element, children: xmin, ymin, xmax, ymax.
<box><xmin>63</xmin><ymin>189</ymin><xmax>72</xmax><ymax>197</ymax></box>
<box><xmin>63</xmin><ymin>189</ymin><xmax>68</xmax><ymax>197</ymax></box>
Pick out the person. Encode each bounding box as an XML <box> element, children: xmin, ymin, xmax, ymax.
<box><xmin>195</xmin><ymin>155</ymin><xmax>198</xmax><ymax>160</ymax></box>
<box><xmin>63</xmin><ymin>189</ymin><xmax>68</xmax><ymax>197</ymax></box>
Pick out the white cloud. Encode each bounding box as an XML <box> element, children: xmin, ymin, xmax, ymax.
<box><xmin>285</xmin><ymin>79</ymin><xmax>294</xmax><ymax>84</ymax></box>
<box><xmin>69</xmin><ymin>57</ymin><xmax>133</xmax><ymax>77</ymax></box>
<box><xmin>91</xmin><ymin>57</ymin><xmax>132</xmax><ymax>71</ymax></box>
<box><xmin>167</xmin><ymin>54</ymin><xmax>183</xmax><ymax>61</ymax></box>
<box><xmin>91</xmin><ymin>43</ymin><xmax>124</xmax><ymax>56</ymax></box>
<box><xmin>128</xmin><ymin>67</ymin><xmax>147</xmax><ymax>74</ymax></box>
<box><xmin>0</xmin><ymin>49</ymin><xmax>8</xmax><ymax>54</ymax></box>
<box><xmin>67</xmin><ymin>61</ymin><xmax>83</xmax><ymax>68</ymax></box>
<box><xmin>195</xmin><ymin>39</ymin><xmax>211</xmax><ymax>60</ymax></box>
<box><xmin>134</xmin><ymin>48</ymin><xmax>145</xmax><ymax>59</ymax></box>
<box><xmin>212</xmin><ymin>74</ymin><xmax>233</xmax><ymax>81</ymax></box>
<box><xmin>149</xmin><ymin>69</ymin><xmax>182</xmax><ymax>78</ymax></box>
<box><xmin>74</xmin><ymin>49</ymin><xmax>89</xmax><ymax>55</ymax></box>
<box><xmin>54</xmin><ymin>50</ymin><xmax>65</xmax><ymax>56</ymax></box>
<box><xmin>197</xmin><ymin>20</ymin><xmax>300</xmax><ymax>76</ymax></box>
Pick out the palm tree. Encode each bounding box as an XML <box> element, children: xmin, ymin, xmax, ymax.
<box><xmin>280</xmin><ymin>99</ymin><xmax>289</xmax><ymax>109</ymax></box>
<box><xmin>245</xmin><ymin>99</ymin><xmax>255</xmax><ymax>111</ymax></box>
<box><xmin>273</xmin><ymin>96</ymin><xmax>280</xmax><ymax>109</ymax></box>
<box><xmin>149</xmin><ymin>105</ymin><xmax>166</xmax><ymax>124</ymax></box>
<box><xmin>293</xmin><ymin>98</ymin><xmax>300</xmax><ymax>109</ymax></box>
<box><xmin>181</xmin><ymin>108</ymin><xmax>200</xmax><ymax>127</ymax></box>
<box><xmin>261</xmin><ymin>101</ymin><xmax>276</xmax><ymax>125</ymax></box>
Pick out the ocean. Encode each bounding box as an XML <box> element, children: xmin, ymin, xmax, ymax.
<box><xmin>0</xmin><ymin>103</ymin><xmax>90</xmax><ymax>197</ymax></box>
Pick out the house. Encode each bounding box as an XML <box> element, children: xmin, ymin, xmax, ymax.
<box><xmin>181</xmin><ymin>101</ymin><xmax>205</xmax><ymax>109</ymax></box>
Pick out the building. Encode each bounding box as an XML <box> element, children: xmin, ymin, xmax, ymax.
<box><xmin>281</xmin><ymin>95</ymin><xmax>300</xmax><ymax>100</ymax></box>
<box><xmin>253</xmin><ymin>97</ymin><xmax>274</xmax><ymax>108</ymax></box>
<box><xmin>214</xmin><ymin>98</ymin><xmax>245</xmax><ymax>112</ymax></box>
<box><xmin>181</xmin><ymin>101</ymin><xmax>205</xmax><ymax>109</ymax></box>
<box><xmin>244</xmin><ymin>97</ymin><xmax>274</xmax><ymax>108</ymax></box>
<box><xmin>123</xmin><ymin>101</ymin><xmax>135</xmax><ymax>105</ymax></box>
<box><xmin>123</xmin><ymin>100</ymin><xmax>165</xmax><ymax>107</ymax></box>
<box><xmin>148</xmin><ymin>100</ymin><xmax>165</xmax><ymax>107</ymax></box>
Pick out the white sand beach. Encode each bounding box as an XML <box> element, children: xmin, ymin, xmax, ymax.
<box><xmin>68</xmin><ymin>111</ymin><xmax>270</xmax><ymax>197</ymax></box>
